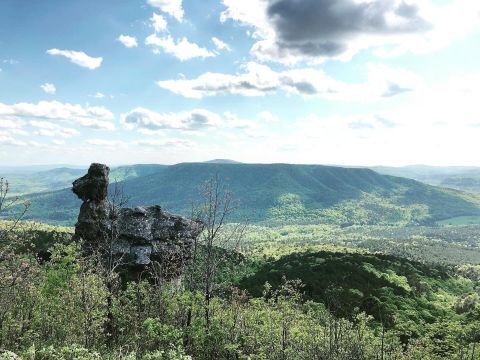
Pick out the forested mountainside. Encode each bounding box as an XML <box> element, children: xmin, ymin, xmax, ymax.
<box><xmin>12</xmin><ymin>162</ymin><xmax>480</xmax><ymax>225</ymax></box>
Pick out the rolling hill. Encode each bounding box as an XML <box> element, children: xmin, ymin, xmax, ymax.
<box><xmin>239</xmin><ymin>250</ymin><xmax>473</xmax><ymax>334</ymax></box>
<box><xmin>10</xmin><ymin>162</ymin><xmax>480</xmax><ymax>226</ymax></box>
<box><xmin>2</xmin><ymin>167</ymin><xmax>86</xmax><ymax>196</ymax></box>
<box><xmin>1</xmin><ymin>164</ymin><xmax>167</xmax><ymax>197</ymax></box>
<box><xmin>372</xmin><ymin>165</ymin><xmax>480</xmax><ymax>193</ymax></box>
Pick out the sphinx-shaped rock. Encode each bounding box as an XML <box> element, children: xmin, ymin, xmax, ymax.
<box><xmin>72</xmin><ymin>163</ymin><xmax>109</xmax><ymax>202</ymax></box>
<box><xmin>72</xmin><ymin>163</ymin><xmax>111</xmax><ymax>251</ymax></box>
<box><xmin>72</xmin><ymin>163</ymin><xmax>202</xmax><ymax>276</ymax></box>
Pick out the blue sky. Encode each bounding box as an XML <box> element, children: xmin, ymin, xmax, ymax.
<box><xmin>1</xmin><ymin>0</ymin><xmax>480</xmax><ymax>166</ymax></box>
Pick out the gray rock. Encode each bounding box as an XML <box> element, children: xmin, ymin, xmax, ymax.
<box><xmin>72</xmin><ymin>163</ymin><xmax>202</xmax><ymax>277</ymax></box>
<box><xmin>72</xmin><ymin>163</ymin><xmax>110</xmax><ymax>202</ymax></box>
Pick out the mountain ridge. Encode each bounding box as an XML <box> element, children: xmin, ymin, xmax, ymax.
<box><xmin>11</xmin><ymin>162</ymin><xmax>480</xmax><ymax>226</ymax></box>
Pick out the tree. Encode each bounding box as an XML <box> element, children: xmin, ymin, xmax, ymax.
<box><xmin>180</xmin><ymin>175</ymin><xmax>247</xmax><ymax>358</ymax></box>
<box><xmin>97</xmin><ymin>180</ymin><xmax>129</xmax><ymax>347</ymax></box>
<box><xmin>0</xmin><ymin>178</ymin><xmax>34</xmax><ymax>348</ymax></box>
<box><xmin>0</xmin><ymin>177</ymin><xmax>30</xmax><ymax>250</ymax></box>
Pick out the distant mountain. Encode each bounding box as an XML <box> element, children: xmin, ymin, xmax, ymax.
<box><xmin>109</xmin><ymin>164</ymin><xmax>167</xmax><ymax>182</ymax></box>
<box><xmin>14</xmin><ymin>163</ymin><xmax>480</xmax><ymax>226</ymax></box>
<box><xmin>440</xmin><ymin>175</ymin><xmax>480</xmax><ymax>193</ymax></box>
<box><xmin>0</xmin><ymin>164</ymin><xmax>86</xmax><ymax>174</ymax></box>
<box><xmin>1</xmin><ymin>164</ymin><xmax>167</xmax><ymax>196</ymax></box>
<box><xmin>203</xmin><ymin>159</ymin><xmax>243</xmax><ymax>164</ymax></box>
<box><xmin>2</xmin><ymin>167</ymin><xmax>86</xmax><ymax>196</ymax></box>
<box><xmin>372</xmin><ymin>165</ymin><xmax>480</xmax><ymax>193</ymax></box>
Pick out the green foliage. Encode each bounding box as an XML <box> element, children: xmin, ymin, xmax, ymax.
<box><xmin>2</xmin><ymin>161</ymin><xmax>480</xmax><ymax>360</ymax></box>
<box><xmin>23</xmin><ymin>344</ymin><xmax>102</xmax><ymax>360</ymax></box>
<box><xmin>0</xmin><ymin>239</ymin><xmax>479</xmax><ymax>359</ymax></box>
<box><xmin>240</xmin><ymin>223</ymin><xmax>480</xmax><ymax>266</ymax></box>
<box><xmin>240</xmin><ymin>251</ymin><xmax>471</xmax><ymax>332</ymax></box>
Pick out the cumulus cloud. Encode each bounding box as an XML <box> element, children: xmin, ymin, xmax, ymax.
<box><xmin>40</xmin><ymin>83</ymin><xmax>56</xmax><ymax>94</ymax></box>
<box><xmin>157</xmin><ymin>62</ymin><xmax>312</xmax><ymax>98</ymax></box>
<box><xmin>0</xmin><ymin>101</ymin><xmax>115</xmax><ymax>130</ymax></box>
<box><xmin>212</xmin><ymin>37</ymin><xmax>231</xmax><ymax>52</ymax></box>
<box><xmin>147</xmin><ymin>0</ymin><xmax>184</xmax><ymax>22</ymax></box>
<box><xmin>0</xmin><ymin>131</ymin><xmax>48</xmax><ymax>148</ymax></box>
<box><xmin>29</xmin><ymin>120</ymin><xmax>80</xmax><ymax>138</ymax></box>
<box><xmin>0</xmin><ymin>119</ymin><xmax>24</xmax><ymax>129</ymax></box>
<box><xmin>145</xmin><ymin>35</ymin><xmax>215</xmax><ymax>60</ymax></box>
<box><xmin>221</xmin><ymin>0</ymin><xmax>480</xmax><ymax>64</ymax></box>
<box><xmin>121</xmin><ymin>108</ymin><xmax>223</xmax><ymax>132</ymax></box>
<box><xmin>118</xmin><ymin>35</ymin><xmax>138</xmax><ymax>48</ymax></box>
<box><xmin>121</xmin><ymin>108</ymin><xmax>263</xmax><ymax>135</ymax></box>
<box><xmin>151</xmin><ymin>13</ymin><xmax>168</xmax><ymax>32</ymax></box>
<box><xmin>0</xmin><ymin>133</ymin><xmax>28</xmax><ymax>146</ymax></box>
<box><xmin>46</xmin><ymin>49</ymin><xmax>103</xmax><ymax>69</ymax></box>
<box><xmin>157</xmin><ymin>61</ymin><xmax>419</xmax><ymax>100</ymax></box>
<box><xmin>223</xmin><ymin>112</ymin><xmax>260</xmax><ymax>130</ymax></box>
<box><xmin>277</xmin><ymin>72</ymin><xmax>480</xmax><ymax>165</ymax></box>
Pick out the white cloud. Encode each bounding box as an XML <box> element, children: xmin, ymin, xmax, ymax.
<box><xmin>212</xmin><ymin>37</ymin><xmax>231</xmax><ymax>52</ymax></box>
<box><xmin>220</xmin><ymin>0</ymin><xmax>270</xmax><ymax>37</ymax></box>
<box><xmin>0</xmin><ymin>122</ymin><xmax>29</xmax><ymax>137</ymax></box>
<box><xmin>220</xmin><ymin>0</ymin><xmax>480</xmax><ymax>64</ymax></box>
<box><xmin>118</xmin><ymin>35</ymin><xmax>138</xmax><ymax>48</ymax></box>
<box><xmin>145</xmin><ymin>34</ymin><xmax>215</xmax><ymax>60</ymax></box>
<box><xmin>258</xmin><ymin>111</ymin><xmax>278</xmax><ymax>122</ymax></box>
<box><xmin>91</xmin><ymin>92</ymin><xmax>106</xmax><ymax>99</ymax></box>
<box><xmin>0</xmin><ymin>131</ymin><xmax>48</xmax><ymax>148</ymax></box>
<box><xmin>259</xmin><ymin>72</ymin><xmax>480</xmax><ymax>166</ymax></box>
<box><xmin>0</xmin><ymin>119</ymin><xmax>24</xmax><ymax>129</ymax></box>
<box><xmin>0</xmin><ymin>133</ymin><xmax>28</xmax><ymax>147</ymax></box>
<box><xmin>52</xmin><ymin>139</ymin><xmax>65</xmax><ymax>145</ymax></box>
<box><xmin>0</xmin><ymin>101</ymin><xmax>115</xmax><ymax>130</ymax></box>
<box><xmin>223</xmin><ymin>112</ymin><xmax>260</xmax><ymax>130</ymax></box>
<box><xmin>151</xmin><ymin>13</ymin><xmax>168</xmax><ymax>32</ymax></box>
<box><xmin>29</xmin><ymin>120</ymin><xmax>80</xmax><ymax>138</ymax></box>
<box><xmin>147</xmin><ymin>0</ymin><xmax>184</xmax><ymax>22</ymax></box>
<box><xmin>40</xmin><ymin>83</ymin><xmax>56</xmax><ymax>94</ymax></box>
<box><xmin>157</xmin><ymin>61</ymin><xmax>419</xmax><ymax>100</ymax></box>
<box><xmin>46</xmin><ymin>49</ymin><xmax>103</xmax><ymax>69</ymax></box>
<box><xmin>121</xmin><ymin>108</ymin><xmax>223</xmax><ymax>132</ymax></box>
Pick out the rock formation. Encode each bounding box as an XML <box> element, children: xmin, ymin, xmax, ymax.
<box><xmin>72</xmin><ymin>163</ymin><xmax>202</xmax><ymax>276</ymax></box>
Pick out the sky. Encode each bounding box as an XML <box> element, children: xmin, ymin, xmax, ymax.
<box><xmin>1</xmin><ymin>0</ymin><xmax>480</xmax><ymax>167</ymax></box>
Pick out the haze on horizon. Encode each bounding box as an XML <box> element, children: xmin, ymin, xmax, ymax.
<box><xmin>1</xmin><ymin>0</ymin><xmax>480</xmax><ymax>167</ymax></box>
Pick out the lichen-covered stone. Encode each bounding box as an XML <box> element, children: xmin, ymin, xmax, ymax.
<box><xmin>72</xmin><ymin>163</ymin><xmax>202</xmax><ymax>277</ymax></box>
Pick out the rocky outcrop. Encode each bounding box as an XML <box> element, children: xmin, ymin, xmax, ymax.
<box><xmin>72</xmin><ymin>163</ymin><xmax>202</xmax><ymax>276</ymax></box>
<box><xmin>72</xmin><ymin>163</ymin><xmax>111</xmax><ymax>252</ymax></box>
